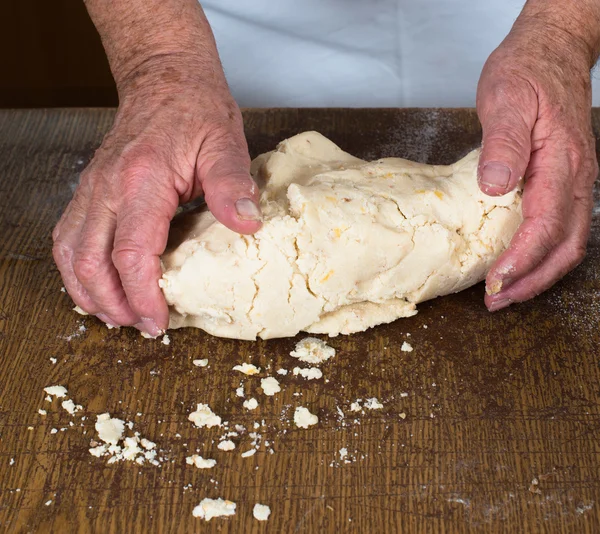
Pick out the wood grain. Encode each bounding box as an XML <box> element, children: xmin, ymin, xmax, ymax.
<box><xmin>0</xmin><ymin>108</ymin><xmax>599</xmax><ymax>533</ymax></box>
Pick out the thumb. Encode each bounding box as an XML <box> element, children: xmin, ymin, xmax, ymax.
<box><xmin>197</xmin><ymin>126</ymin><xmax>262</xmax><ymax>235</ymax></box>
<box><xmin>476</xmin><ymin>75</ymin><xmax>537</xmax><ymax>196</ymax></box>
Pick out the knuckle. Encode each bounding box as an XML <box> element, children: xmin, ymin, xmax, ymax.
<box><xmin>73</xmin><ymin>251</ymin><xmax>104</xmax><ymax>283</ymax></box>
<box><xmin>52</xmin><ymin>240</ymin><xmax>72</xmax><ymax>265</ymax></box>
<box><xmin>112</xmin><ymin>242</ymin><xmax>145</xmax><ymax>276</ymax></box>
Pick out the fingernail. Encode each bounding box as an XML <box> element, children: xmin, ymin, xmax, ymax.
<box><xmin>488</xmin><ymin>298</ymin><xmax>513</xmax><ymax>312</ymax></box>
<box><xmin>481</xmin><ymin>162</ymin><xmax>511</xmax><ymax>190</ymax></box>
<box><xmin>140</xmin><ymin>317</ymin><xmax>163</xmax><ymax>337</ymax></box>
<box><xmin>485</xmin><ymin>279</ymin><xmax>503</xmax><ymax>296</ymax></box>
<box><xmin>235</xmin><ymin>198</ymin><xmax>262</xmax><ymax>221</ymax></box>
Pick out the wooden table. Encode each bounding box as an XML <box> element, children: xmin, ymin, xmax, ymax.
<box><xmin>1</xmin><ymin>109</ymin><xmax>599</xmax><ymax>533</ymax></box>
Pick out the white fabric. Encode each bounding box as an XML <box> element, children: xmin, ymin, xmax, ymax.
<box><xmin>203</xmin><ymin>0</ymin><xmax>600</xmax><ymax>107</ymax></box>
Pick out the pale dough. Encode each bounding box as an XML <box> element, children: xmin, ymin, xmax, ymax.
<box><xmin>160</xmin><ymin>132</ymin><xmax>522</xmax><ymax>340</ymax></box>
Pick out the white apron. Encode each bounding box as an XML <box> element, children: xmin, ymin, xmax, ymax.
<box><xmin>203</xmin><ymin>0</ymin><xmax>600</xmax><ymax>107</ymax></box>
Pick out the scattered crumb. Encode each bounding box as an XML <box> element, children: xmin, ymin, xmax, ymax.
<box><xmin>232</xmin><ymin>363</ymin><xmax>261</xmax><ymax>375</ymax></box>
<box><xmin>189</xmin><ymin>404</ymin><xmax>222</xmax><ymax>428</ymax></box>
<box><xmin>253</xmin><ymin>503</ymin><xmax>271</xmax><ymax>521</ymax></box>
<box><xmin>193</xmin><ymin>359</ymin><xmax>208</xmax><ymax>367</ymax></box>
<box><xmin>290</xmin><ymin>337</ymin><xmax>335</xmax><ymax>364</ymax></box>
<box><xmin>161</xmin><ymin>334</ymin><xmax>170</xmax><ymax>346</ymax></box>
<box><xmin>243</xmin><ymin>398</ymin><xmax>258</xmax><ymax>411</ymax></box>
<box><xmin>401</xmin><ymin>341</ymin><xmax>413</xmax><ymax>352</ymax></box>
<box><xmin>217</xmin><ymin>440</ymin><xmax>236</xmax><ymax>451</ymax></box>
<box><xmin>61</xmin><ymin>399</ymin><xmax>83</xmax><ymax>415</ymax></box>
<box><xmin>364</xmin><ymin>398</ymin><xmax>383</xmax><ymax>410</ymax></box>
<box><xmin>235</xmin><ymin>386</ymin><xmax>245</xmax><ymax>398</ymax></box>
<box><xmin>38</xmin><ymin>409</ymin><xmax>47</xmax><ymax>416</ymax></box>
<box><xmin>45</xmin><ymin>500</ymin><xmax>52</xmax><ymax>506</ymax></box>
<box><xmin>50</xmin><ymin>428</ymin><xmax>58</xmax><ymax>434</ymax></box>
<box><xmin>399</xmin><ymin>413</ymin><xmax>407</xmax><ymax>419</ymax></box>
<box><xmin>73</xmin><ymin>306</ymin><xmax>88</xmax><ymax>316</ymax></box>
<box><xmin>276</xmin><ymin>369</ymin><xmax>288</xmax><ymax>376</ymax></box>
<box><xmin>241</xmin><ymin>449</ymin><xmax>256</xmax><ymax>458</ymax></box>
<box><xmin>339</xmin><ymin>448</ymin><xmax>348</xmax><ymax>460</ymax></box>
<box><xmin>350</xmin><ymin>401</ymin><xmax>362</xmax><ymax>412</ymax></box>
<box><xmin>292</xmin><ymin>367</ymin><xmax>323</xmax><ymax>380</ymax></box>
<box><xmin>186</xmin><ymin>455</ymin><xmax>217</xmax><ymax>469</ymax></box>
<box><xmin>192</xmin><ymin>498</ymin><xmax>236</xmax><ymax>521</ymax></box>
<box><xmin>260</xmin><ymin>377</ymin><xmax>281</xmax><ymax>396</ymax></box>
<box><xmin>294</xmin><ymin>407</ymin><xmax>318</xmax><ymax>429</ymax></box>
<box><xmin>49</xmin><ymin>357</ymin><xmax>57</xmax><ymax>365</ymax></box>
<box><xmin>44</xmin><ymin>385</ymin><xmax>68</xmax><ymax>398</ymax></box>
<box><xmin>95</xmin><ymin>413</ymin><xmax>125</xmax><ymax>445</ymax></box>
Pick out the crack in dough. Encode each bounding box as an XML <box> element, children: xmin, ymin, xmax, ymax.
<box><xmin>161</xmin><ymin>132</ymin><xmax>523</xmax><ymax>340</ymax></box>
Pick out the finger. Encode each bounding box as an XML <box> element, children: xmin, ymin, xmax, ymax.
<box><xmin>476</xmin><ymin>76</ymin><xmax>537</xmax><ymax>196</ymax></box>
<box><xmin>72</xmin><ymin>200</ymin><xmax>140</xmax><ymax>326</ymax></box>
<box><xmin>52</xmin><ymin>193</ymin><xmax>99</xmax><ymax>314</ymax></box>
<box><xmin>485</xmin><ymin>146</ymin><xmax>572</xmax><ymax>295</ymax></box>
<box><xmin>485</xmin><ymin>193</ymin><xmax>592</xmax><ymax>311</ymax></box>
<box><xmin>112</xmin><ymin>171</ymin><xmax>179</xmax><ymax>335</ymax></box>
<box><xmin>197</xmin><ymin>128</ymin><xmax>262</xmax><ymax>234</ymax></box>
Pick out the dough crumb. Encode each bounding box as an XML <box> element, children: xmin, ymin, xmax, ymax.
<box><xmin>189</xmin><ymin>404</ymin><xmax>222</xmax><ymax>428</ymax></box>
<box><xmin>276</xmin><ymin>368</ymin><xmax>288</xmax><ymax>375</ymax></box>
<box><xmin>290</xmin><ymin>337</ymin><xmax>335</xmax><ymax>365</ymax></box>
<box><xmin>186</xmin><ymin>455</ymin><xmax>216</xmax><ymax>469</ymax></box>
<box><xmin>260</xmin><ymin>377</ymin><xmax>281</xmax><ymax>396</ymax></box>
<box><xmin>192</xmin><ymin>498</ymin><xmax>236</xmax><ymax>521</ymax></box>
<box><xmin>401</xmin><ymin>341</ymin><xmax>413</xmax><ymax>352</ymax></box>
<box><xmin>161</xmin><ymin>334</ymin><xmax>170</xmax><ymax>345</ymax></box>
<box><xmin>49</xmin><ymin>357</ymin><xmax>57</xmax><ymax>364</ymax></box>
<box><xmin>253</xmin><ymin>503</ymin><xmax>271</xmax><ymax>521</ymax></box>
<box><xmin>217</xmin><ymin>440</ymin><xmax>236</xmax><ymax>451</ymax></box>
<box><xmin>232</xmin><ymin>363</ymin><xmax>261</xmax><ymax>375</ymax></box>
<box><xmin>193</xmin><ymin>359</ymin><xmax>208</xmax><ymax>367</ymax></box>
<box><xmin>350</xmin><ymin>401</ymin><xmax>362</xmax><ymax>413</ymax></box>
<box><xmin>364</xmin><ymin>398</ymin><xmax>384</xmax><ymax>410</ymax></box>
<box><xmin>243</xmin><ymin>398</ymin><xmax>258</xmax><ymax>410</ymax></box>
<box><xmin>294</xmin><ymin>407</ymin><xmax>318</xmax><ymax>428</ymax></box>
<box><xmin>44</xmin><ymin>385</ymin><xmax>68</xmax><ymax>398</ymax></box>
<box><xmin>292</xmin><ymin>367</ymin><xmax>323</xmax><ymax>380</ymax></box>
<box><xmin>61</xmin><ymin>399</ymin><xmax>83</xmax><ymax>415</ymax></box>
<box><xmin>241</xmin><ymin>449</ymin><xmax>256</xmax><ymax>458</ymax></box>
<box><xmin>95</xmin><ymin>413</ymin><xmax>125</xmax><ymax>445</ymax></box>
<box><xmin>235</xmin><ymin>386</ymin><xmax>245</xmax><ymax>398</ymax></box>
<box><xmin>73</xmin><ymin>306</ymin><xmax>88</xmax><ymax>316</ymax></box>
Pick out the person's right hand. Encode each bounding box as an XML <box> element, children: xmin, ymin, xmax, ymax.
<box><xmin>52</xmin><ymin>54</ymin><xmax>262</xmax><ymax>336</ymax></box>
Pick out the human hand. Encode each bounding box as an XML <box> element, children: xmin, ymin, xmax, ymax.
<box><xmin>52</xmin><ymin>55</ymin><xmax>261</xmax><ymax>335</ymax></box>
<box><xmin>476</xmin><ymin>17</ymin><xmax>598</xmax><ymax>311</ymax></box>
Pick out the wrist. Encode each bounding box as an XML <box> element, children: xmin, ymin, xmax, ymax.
<box><xmin>515</xmin><ymin>1</ymin><xmax>600</xmax><ymax>68</ymax></box>
<box><xmin>115</xmin><ymin>51</ymin><xmax>227</xmax><ymax>101</ymax></box>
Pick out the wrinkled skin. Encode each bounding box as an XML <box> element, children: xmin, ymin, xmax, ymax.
<box><xmin>52</xmin><ymin>56</ymin><xmax>262</xmax><ymax>336</ymax></box>
<box><xmin>477</xmin><ymin>21</ymin><xmax>598</xmax><ymax>311</ymax></box>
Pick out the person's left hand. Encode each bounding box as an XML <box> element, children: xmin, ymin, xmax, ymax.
<box><xmin>476</xmin><ymin>18</ymin><xmax>598</xmax><ymax>311</ymax></box>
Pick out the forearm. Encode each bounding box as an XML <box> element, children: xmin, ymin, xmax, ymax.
<box><xmin>515</xmin><ymin>0</ymin><xmax>600</xmax><ymax>68</ymax></box>
<box><xmin>83</xmin><ymin>0</ymin><xmax>222</xmax><ymax>88</ymax></box>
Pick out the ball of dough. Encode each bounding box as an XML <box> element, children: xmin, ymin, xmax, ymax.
<box><xmin>160</xmin><ymin>132</ymin><xmax>522</xmax><ymax>340</ymax></box>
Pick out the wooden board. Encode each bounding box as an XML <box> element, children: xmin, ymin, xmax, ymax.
<box><xmin>0</xmin><ymin>108</ymin><xmax>599</xmax><ymax>533</ymax></box>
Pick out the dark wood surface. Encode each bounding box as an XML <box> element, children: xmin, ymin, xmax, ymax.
<box><xmin>0</xmin><ymin>108</ymin><xmax>599</xmax><ymax>533</ymax></box>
